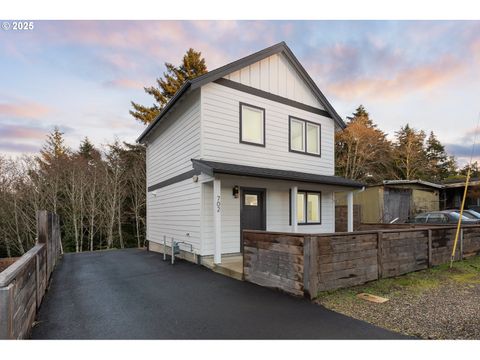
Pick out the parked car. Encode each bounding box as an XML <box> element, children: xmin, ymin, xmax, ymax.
<box><xmin>451</xmin><ymin>209</ymin><xmax>480</xmax><ymax>220</ymax></box>
<box><xmin>409</xmin><ymin>210</ymin><xmax>480</xmax><ymax>224</ymax></box>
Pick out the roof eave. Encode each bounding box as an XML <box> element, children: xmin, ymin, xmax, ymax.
<box><xmin>191</xmin><ymin>159</ymin><xmax>364</xmax><ymax>189</ymax></box>
<box><xmin>136</xmin><ymin>81</ymin><xmax>192</xmax><ymax>143</ymax></box>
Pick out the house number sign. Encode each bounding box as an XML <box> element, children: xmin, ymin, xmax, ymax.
<box><xmin>216</xmin><ymin>195</ymin><xmax>221</xmax><ymax>213</ymax></box>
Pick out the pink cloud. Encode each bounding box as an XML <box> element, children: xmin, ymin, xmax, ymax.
<box><xmin>0</xmin><ymin>101</ymin><xmax>52</xmax><ymax>119</ymax></box>
<box><xmin>0</xmin><ymin>124</ymin><xmax>47</xmax><ymax>141</ymax></box>
<box><xmin>103</xmin><ymin>78</ymin><xmax>145</xmax><ymax>90</ymax></box>
<box><xmin>328</xmin><ymin>55</ymin><xmax>466</xmax><ymax>100</ymax></box>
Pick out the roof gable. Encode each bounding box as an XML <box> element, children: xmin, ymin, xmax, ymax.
<box><xmin>223</xmin><ymin>52</ymin><xmax>324</xmax><ymax>109</ymax></box>
<box><xmin>138</xmin><ymin>42</ymin><xmax>345</xmax><ymax>143</ymax></box>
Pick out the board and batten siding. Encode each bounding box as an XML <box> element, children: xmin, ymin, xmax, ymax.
<box><xmin>223</xmin><ymin>53</ymin><xmax>324</xmax><ymax>109</ymax></box>
<box><xmin>146</xmin><ymin>90</ymin><xmax>201</xmax><ymax>187</ymax></box>
<box><xmin>147</xmin><ymin>178</ymin><xmax>202</xmax><ymax>252</ymax></box>
<box><xmin>201</xmin><ymin>175</ymin><xmax>335</xmax><ymax>256</ymax></box>
<box><xmin>200</xmin><ymin>82</ymin><xmax>335</xmax><ymax>176</ymax></box>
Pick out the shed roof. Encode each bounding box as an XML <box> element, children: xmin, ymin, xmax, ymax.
<box><xmin>137</xmin><ymin>42</ymin><xmax>346</xmax><ymax>143</ymax></box>
<box><xmin>380</xmin><ymin>180</ymin><xmax>443</xmax><ymax>189</ymax></box>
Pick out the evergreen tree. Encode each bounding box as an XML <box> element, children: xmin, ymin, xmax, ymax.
<box><xmin>78</xmin><ymin>137</ymin><xmax>101</xmax><ymax>161</ymax></box>
<box><xmin>130</xmin><ymin>48</ymin><xmax>208</xmax><ymax>124</ymax></box>
<box><xmin>425</xmin><ymin>131</ymin><xmax>457</xmax><ymax>181</ymax></box>
<box><xmin>38</xmin><ymin>127</ymin><xmax>69</xmax><ymax>167</ymax></box>
<box><xmin>392</xmin><ymin>124</ymin><xmax>428</xmax><ymax>180</ymax></box>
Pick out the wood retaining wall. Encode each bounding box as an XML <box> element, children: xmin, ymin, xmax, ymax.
<box><xmin>0</xmin><ymin>211</ymin><xmax>61</xmax><ymax>339</ymax></box>
<box><xmin>243</xmin><ymin>225</ymin><xmax>480</xmax><ymax>298</ymax></box>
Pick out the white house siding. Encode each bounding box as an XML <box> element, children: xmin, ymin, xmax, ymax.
<box><xmin>146</xmin><ymin>90</ymin><xmax>201</xmax><ymax>187</ymax></box>
<box><xmin>145</xmin><ymin>90</ymin><xmax>202</xmax><ymax>252</ymax></box>
<box><xmin>201</xmin><ymin>175</ymin><xmax>336</xmax><ymax>256</ymax></box>
<box><xmin>223</xmin><ymin>53</ymin><xmax>323</xmax><ymax>109</ymax></box>
<box><xmin>200</xmin><ymin>82</ymin><xmax>335</xmax><ymax>176</ymax></box>
<box><xmin>147</xmin><ymin>178</ymin><xmax>201</xmax><ymax>252</ymax></box>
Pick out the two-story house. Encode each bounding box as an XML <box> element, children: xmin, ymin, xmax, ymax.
<box><xmin>137</xmin><ymin>42</ymin><xmax>363</xmax><ymax>268</ymax></box>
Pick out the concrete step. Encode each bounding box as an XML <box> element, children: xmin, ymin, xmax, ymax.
<box><xmin>201</xmin><ymin>256</ymin><xmax>244</xmax><ymax>281</ymax></box>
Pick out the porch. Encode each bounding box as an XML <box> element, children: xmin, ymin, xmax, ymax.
<box><xmin>193</xmin><ymin>159</ymin><xmax>364</xmax><ymax>266</ymax></box>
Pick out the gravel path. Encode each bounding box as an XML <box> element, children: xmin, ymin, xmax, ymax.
<box><xmin>316</xmin><ymin>263</ymin><xmax>480</xmax><ymax>339</ymax></box>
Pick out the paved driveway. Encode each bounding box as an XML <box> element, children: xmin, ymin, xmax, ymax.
<box><xmin>32</xmin><ymin>249</ymin><xmax>407</xmax><ymax>339</ymax></box>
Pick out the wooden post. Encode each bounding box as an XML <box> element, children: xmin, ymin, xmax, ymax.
<box><xmin>36</xmin><ymin>210</ymin><xmax>48</xmax><ymax>244</ymax></box>
<box><xmin>303</xmin><ymin>236</ymin><xmax>311</xmax><ymax>298</ymax></box>
<box><xmin>36</xmin><ymin>210</ymin><xmax>48</xmax><ymax>281</ymax></box>
<box><xmin>213</xmin><ymin>178</ymin><xmax>222</xmax><ymax>264</ymax></box>
<box><xmin>303</xmin><ymin>236</ymin><xmax>318</xmax><ymax>299</ymax></box>
<box><xmin>427</xmin><ymin>229</ymin><xmax>433</xmax><ymax>268</ymax></box>
<box><xmin>377</xmin><ymin>231</ymin><xmax>383</xmax><ymax>279</ymax></box>
<box><xmin>308</xmin><ymin>236</ymin><xmax>318</xmax><ymax>299</ymax></box>
<box><xmin>35</xmin><ymin>254</ymin><xmax>40</xmax><ymax>310</ymax></box>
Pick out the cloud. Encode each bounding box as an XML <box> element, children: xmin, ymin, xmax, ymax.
<box><xmin>103</xmin><ymin>78</ymin><xmax>145</xmax><ymax>90</ymax></box>
<box><xmin>0</xmin><ymin>124</ymin><xmax>47</xmax><ymax>141</ymax></box>
<box><xmin>0</xmin><ymin>142</ymin><xmax>40</xmax><ymax>154</ymax></box>
<box><xmin>445</xmin><ymin>143</ymin><xmax>476</xmax><ymax>158</ymax></box>
<box><xmin>0</xmin><ymin>101</ymin><xmax>52</xmax><ymax>119</ymax></box>
<box><xmin>327</xmin><ymin>55</ymin><xmax>466</xmax><ymax>100</ymax></box>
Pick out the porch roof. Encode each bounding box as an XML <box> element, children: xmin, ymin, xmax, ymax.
<box><xmin>191</xmin><ymin>159</ymin><xmax>364</xmax><ymax>189</ymax></box>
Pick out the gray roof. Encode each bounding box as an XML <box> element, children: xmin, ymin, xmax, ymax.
<box><xmin>381</xmin><ymin>180</ymin><xmax>443</xmax><ymax>189</ymax></box>
<box><xmin>137</xmin><ymin>41</ymin><xmax>346</xmax><ymax>143</ymax></box>
<box><xmin>191</xmin><ymin>159</ymin><xmax>364</xmax><ymax>188</ymax></box>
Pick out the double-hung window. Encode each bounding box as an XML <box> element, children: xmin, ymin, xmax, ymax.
<box><xmin>289</xmin><ymin>116</ymin><xmax>320</xmax><ymax>156</ymax></box>
<box><xmin>290</xmin><ymin>190</ymin><xmax>322</xmax><ymax>225</ymax></box>
<box><xmin>240</xmin><ymin>103</ymin><xmax>265</xmax><ymax>146</ymax></box>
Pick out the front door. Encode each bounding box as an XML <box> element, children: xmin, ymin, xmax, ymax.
<box><xmin>240</xmin><ymin>188</ymin><xmax>266</xmax><ymax>251</ymax></box>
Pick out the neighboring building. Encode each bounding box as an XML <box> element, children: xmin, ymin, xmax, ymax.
<box><xmin>137</xmin><ymin>42</ymin><xmax>363</xmax><ymax>265</ymax></box>
<box><xmin>441</xmin><ymin>178</ymin><xmax>480</xmax><ymax>210</ymax></box>
<box><xmin>336</xmin><ymin>180</ymin><xmax>442</xmax><ymax>224</ymax></box>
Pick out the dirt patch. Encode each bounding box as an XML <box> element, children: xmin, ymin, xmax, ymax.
<box><xmin>315</xmin><ymin>256</ymin><xmax>480</xmax><ymax>339</ymax></box>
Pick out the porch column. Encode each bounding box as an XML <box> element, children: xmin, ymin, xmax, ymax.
<box><xmin>213</xmin><ymin>178</ymin><xmax>222</xmax><ymax>264</ymax></box>
<box><xmin>347</xmin><ymin>191</ymin><xmax>354</xmax><ymax>232</ymax></box>
<box><xmin>291</xmin><ymin>186</ymin><xmax>298</xmax><ymax>232</ymax></box>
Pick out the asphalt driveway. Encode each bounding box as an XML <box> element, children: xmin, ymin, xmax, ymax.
<box><xmin>32</xmin><ymin>249</ymin><xmax>407</xmax><ymax>339</ymax></box>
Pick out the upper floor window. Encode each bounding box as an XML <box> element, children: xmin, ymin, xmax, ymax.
<box><xmin>240</xmin><ymin>103</ymin><xmax>265</xmax><ymax>147</ymax></box>
<box><xmin>289</xmin><ymin>116</ymin><xmax>320</xmax><ymax>156</ymax></box>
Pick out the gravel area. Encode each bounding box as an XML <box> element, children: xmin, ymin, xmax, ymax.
<box><xmin>315</xmin><ymin>258</ymin><xmax>480</xmax><ymax>339</ymax></box>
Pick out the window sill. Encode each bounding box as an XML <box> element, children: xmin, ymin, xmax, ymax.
<box><xmin>240</xmin><ymin>140</ymin><xmax>265</xmax><ymax>148</ymax></box>
<box><xmin>288</xmin><ymin>149</ymin><xmax>321</xmax><ymax>158</ymax></box>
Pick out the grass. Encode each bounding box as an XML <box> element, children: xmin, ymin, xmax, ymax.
<box><xmin>316</xmin><ymin>255</ymin><xmax>480</xmax><ymax>303</ymax></box>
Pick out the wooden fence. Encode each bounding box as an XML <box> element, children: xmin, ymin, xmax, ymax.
<box><xmin>243</xmin><ymin>225</ymin><xmax>480</xmax><ymax>299</ymax></box>
<box><xmin>0</xmin><ymin>211</ymin><xmax>61</xmax><ymax>339</ymax></box>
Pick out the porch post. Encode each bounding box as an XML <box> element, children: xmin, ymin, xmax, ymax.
<box><xmin>291</xmin><ymin>186</ymin><xmax>298</xmax><ymax>232</ymax></box>
<box><xmin>347</xmin><ymin>191</ymin><xmax>354</xmax><ymax>232</ymax></box>
<box><xmin>213</xmin><ymin>178</ymin><xmax>222</xmax><ymax>264</ymax></box>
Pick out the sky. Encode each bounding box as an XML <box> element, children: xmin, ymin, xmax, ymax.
<box><xmin>1</xmin><ymin>20</ymin><xmax>479</xmax><ymax>165</ymax></box>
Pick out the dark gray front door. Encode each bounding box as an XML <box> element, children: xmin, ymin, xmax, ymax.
<box><xmin>240</xmin><ymin>188</ymin><xmax>266</xmax><ymax>250</ymax></box>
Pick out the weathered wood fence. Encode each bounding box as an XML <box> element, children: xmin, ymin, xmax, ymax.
<box><xmin>243</xmin><ymin>225</ymin><xmax>480</xmax><ymax>299</ymax></box>
<box><xmin>0</xmin><ymin>211</ymin><xmax>61</xmax><ymax>339</ymax></box>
